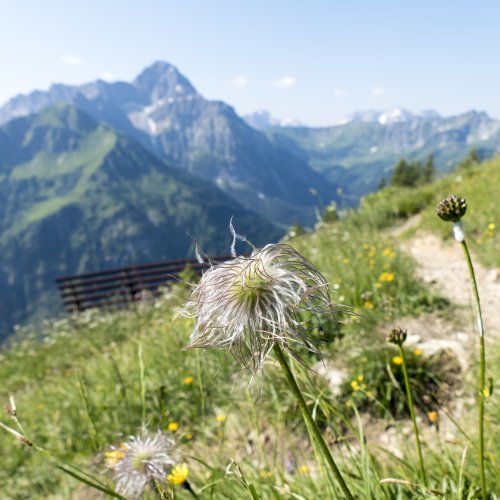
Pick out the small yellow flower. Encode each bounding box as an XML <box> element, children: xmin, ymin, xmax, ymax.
<box><xmin>357</xmin><ymin>375</ymin><xmax>364</xmax><ymax>382</ymax></box>
<box><xmin>392</xmin><ymin>356</ymin><xmax>403</xmax><ymax>366</ymax></box>
<box><xmin>299</xmin><ymin>465</ymin><xmax>309</xmax><ymax>475</ymax></box>
<box><xmin>342</xmin><ymin>257</ymin><xmax>350</xmax><ymax>265</ymax></box>
<box><xmin>382</xmin><ymin>248</ymin><xmax>396</xmax><ymax>258</ymax></box>
<box><xmin>367</xmin><ymin>391</ymin><xmax>374</xmax><ymax>398</ymax></box>
<box><xmin>374</xmin><ymin>282</ymin><xmax>382</xmax><ymax>289</ymax></box>
<box><xmin>361</xmin><ymin>383</ymin><xmax>367</xmax><ymax>390</ymax></box>
<box><xmin>427</xmin><ymin>410</ymin><xmax>439</xmax><ymax>424</ymax></box>
<box><xmin>351</xmin><ymin>380</ymin><xmax>359</xmax><ymax>391</ymax></box>
<box><xmin>167</xmin><ymin>463</ymin><xmax>189</xmax><ymax>485</ymax></box>
<box><xmin>259</xmin><ymin>470</ymin><xmax>273</xmax><ymax>478</ymax></box>
<box><xmin>379</xmin><ymin>272</ymin><xmax>395</xmax><ymax>283</ymax></box>
<box><xmin>414</xmin><ymin>348</ymin><xmax>422</xmax><ymax>356</ymax></box>
<box><xmin>167</xmin><ymin>422</ymin><xmax>179</xmax><ymax>432</ymax></box>
<box><xmin>185</xmin><ymin>433</ymin><xmax>193</xmax><ymax>440</ymax></box>
<box><xmin>488</xmin><ymin>223</ymin><xmax>495</xmax><ymax>231</ymax></box>
<box><xmin>482</xmin><ymin>387</ymin><xmax>491</xmax><ymax>398</ymax></box>
<box><xmin>215</xmin><ymin>414</ymin><xmax>226</xmax><ymax>423</ymax></box>
<box><xmin>104</xmin><ymin>444</ymin><xmax>127</xmax><ymax>466</ymax></box>
<box><xmin>363</xmin><ymin>301</ymin><xmax>374</xmax><ymax>310</ymax></box>
<box><xmin>345</xmin><ymin>400</ymin><xmax>352</xmax><ymax>408</ymax></box>
<box><xmin>183</xmin><ymin>376</ymin><xmax>194</xmax><ymax>385</ymax></box>
<box><xmin>363</xmin><ymin>243</ymin><xmax>370</xmax><ymax>250</ymax></box>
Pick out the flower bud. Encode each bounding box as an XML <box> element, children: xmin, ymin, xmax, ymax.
<box><xmin>387</xmin><ymin>327</ymin><xmax>407</xmax><ymax>346</ymax></box>
<box><xmin>435</xmin><ymin>195</ymin><xmax>467</xmax><ymax>222</ymax></box>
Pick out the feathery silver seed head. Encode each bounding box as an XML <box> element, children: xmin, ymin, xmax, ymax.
<box><xmin>182</xmin><ymin>243</ymin><xmax>335</xmax><ymax>373</ymax></box>
<box><xmin>108</xmin><ymin>431</ymin><xmax>178</xmax><ymax>499</ymax></box>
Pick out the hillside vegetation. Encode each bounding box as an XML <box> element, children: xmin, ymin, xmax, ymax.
<box><xmin>0</xmin><ymin>157</ymin><xmax>499</xmax><ymax>499</ymax></box>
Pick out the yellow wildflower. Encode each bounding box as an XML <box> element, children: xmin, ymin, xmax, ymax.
<box><xmin>342</xmin><ymin>257</ymin><xmax>350</xmax><ymax>264</ymax></box>
<box><xmin>185</xmin><ymin>433</ymin><xmax>193</xmax><ymax>440</ymax></box>
<box><xmin>183</xmin><ymin>376</ymin><xmax>194</xmax><ymax>385</ymax></box>
<box><xmin>299</xmin><ymin>465</ymin><xmax>309</xmax><ymax>475</ymax></box>
<box><xmin>374</xmin><ymin>282</ymin><xmax>382</xmax><ymax>289</ymax></box>
<box><xmin>367</xmin><ymin>391</ymin><xmax>374</xmax><ymax>398</ymax></box>
<box><xmin>382</xmin><ymin>248</ymin><xmax>396</xmax><ymax>258</ymax></box>
<box><xmin>357</xmin><ymin>375</ymin><xmax>364</xmax><ymax>382</ymax></box>
<box><xmin>361</xmin><ymin>383</ymin><xmax>367</xmax><ymax>390</ymax></box>
<box><xmin>427</xmin><ymin>410</ymin><xmax>439</xmax><ymax>424</ymax></box>
<box><xmin>167</xmin><ymin>463</ymin><xmax>189</xmax><ymax>485</ymax></box>
<box><xmin>351</xmin><ymin>380</ymin><xmax>359</xmax><ymax>391</ymax></box>
<box><xmin>363</xmin><ymin>301</ymin><xmax>374</xmax><ymax>310</ymax></box>
<box><xmin>260</xmin><ymin>470</ymin><xmax>273</xmax><ymax>478</ymax></box>
<box><xmin>392</xmin><ymin>356</ymin><xmax>403</xmax><ymax>366</ymax></box>
<box><xmin>414</xmin><ymin>348</ymin><xmax>422</xmax><ymax>356</ymax></box>
<box><xmin>379</xmin><ymin>272</ymin><xmax>395</xmax><ymax>283</ymax></box>
<box><xmin>104</xmin><ymin>445</ymin><xmax>127</xmax><ymax>466</ymax></box>
<box><xmin>167</xmin><ymin>422</ymin><xmax>179</xmax><ymax>432</ymax></box>
<box><xmin>488</xmin><ymin>223</ymin><xmax>495</xmax><ymax>231</ymax></box>
<box><xmin>483</xmin><ymin>387</ymin><xmax>491</xmax><ymax>398</ymax></box>
<box><xmin>216</xmin><ymin>414</ymin><xmax>226</xmax><ymax>423</ymax></box>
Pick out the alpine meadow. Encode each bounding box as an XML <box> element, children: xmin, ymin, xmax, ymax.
<box><xmin>1</xmin><ymin>4</ymin><xmax>500</xmax><ymax>498</ymax></box>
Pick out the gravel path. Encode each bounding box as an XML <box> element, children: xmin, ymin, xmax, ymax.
<box><xmin>402</xmin><ymin>232</ymin><xmax>500</xmax><ymax>341</ymax></box>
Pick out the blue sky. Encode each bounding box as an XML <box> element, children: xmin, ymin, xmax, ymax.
<box><xmin>1</xmin><ymin>0</ymin><xmax>499</xmax><ymax>125</ymax></box>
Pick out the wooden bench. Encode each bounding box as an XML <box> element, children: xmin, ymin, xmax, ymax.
<box><xmin>56</xmin><ymin>255</ymin><xmax>232</xmax><ymax>313</ymax></box>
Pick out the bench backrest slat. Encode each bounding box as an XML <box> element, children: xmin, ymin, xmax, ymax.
<box><xmin>56</xmin><ymin>255</ymin><xmax>233</xmax><ymax>313</ymax></box>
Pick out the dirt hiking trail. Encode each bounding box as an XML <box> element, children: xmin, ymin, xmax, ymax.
<box><xmin>402</xmin><ymin>231</ymin><xmax>500</xmax><ymax>342</ymax></box>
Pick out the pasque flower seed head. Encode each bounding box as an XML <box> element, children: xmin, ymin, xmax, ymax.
<box><xmin>182</xmin><ymin>244</ymin><xmax>335</xmax><ymax>373</ymax></box>
<box><xmin>108</xmin><ymin>431</ymin><xmax>178</xmax><ymax>499</ymax></box>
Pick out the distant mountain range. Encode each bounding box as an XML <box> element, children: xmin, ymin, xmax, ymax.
<box><xmin>2</xmin><ymin>61</ymin><xmax>500</xmax><ymax>337</ymax></box>
<box><xmin>257</xmin><ymin>108</ymin><xmax>500</xmax><ymax>200</ymax></box>
<box><xmin>0</xmin><ymin>62</ymin><xmax>336</xmax><ymax>228</ymax></box>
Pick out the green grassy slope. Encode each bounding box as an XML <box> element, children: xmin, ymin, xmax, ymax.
<box><xmin>0</xmin><ymin>157</ymin><xmax>499</xmax><ymax>499</ymax></box>
<box><xmin>353</xmin><ymin>156</ymin><xmax>500</xmax><ymax>267</ymax></box>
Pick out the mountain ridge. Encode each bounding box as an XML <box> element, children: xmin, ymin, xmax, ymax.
<box><xmin>0</xmin><ymin>103</ymin><xmax>281</xmax><ymax>338</ymax></box>
<box><xmin>0</xmin><ymin>62</ymin><xmax>337</xmax><ymax>226</ymax></box>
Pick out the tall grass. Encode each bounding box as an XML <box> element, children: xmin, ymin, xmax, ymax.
<box><xmin>0</xmin><ymin>174</ymin><xmax>499</xmax><ymax>498</ymax></box>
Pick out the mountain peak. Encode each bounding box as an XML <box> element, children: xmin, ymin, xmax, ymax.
<box><xmin>133</xmin><ymin>61</ymin><xmax>197</xmax><ymax>102</ymax></box>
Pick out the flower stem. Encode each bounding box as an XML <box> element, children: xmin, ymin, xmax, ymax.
<box><xmin>273</xmin><ymin>344</ymin><xmax>353</xmax><ymax>499</ymax></box>
<box><xmin>398</xmin><ymin>344</ymin><xmax>427</xmax><ymax>486</ymax></box>
<box><xmin>460</xmin><ymin>239</ymin><xmax>487</xmax><ymax>500</ymax></box>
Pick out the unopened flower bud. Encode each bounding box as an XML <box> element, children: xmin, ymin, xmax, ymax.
<box><xmin>436</xmin><ymin>196</ymin><xmax>467</xmax><ymax>222</ymax></box>
<box><xmin>387</xmin><ymin>327</ymin><xmax>407</xmax><ymax>345</ymax></box>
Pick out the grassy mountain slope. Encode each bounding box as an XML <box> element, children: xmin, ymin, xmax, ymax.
<box><xmin>0</xmin><ymin>104</ymin><xmax>281</xmax><ymax>338</ymax></box>
<box><xmin>1</xmin><ymin>157</ymin><xmax>499</xmax><ymax>498</ymax></box>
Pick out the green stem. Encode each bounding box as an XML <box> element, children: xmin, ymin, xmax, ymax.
<box><xmin>272</xmin><ymin>344</ymin><xmax>353</xmax><ymax>499</ymax></box>
<box><xmin>460</xmin><ymin>239</ymin><xmax>487</xmax><ymax>500</ymax></box>
<box><xmin>398</xmin><ymin>344</ymin><xmax>427</xmax><ymax>486</ymax></box>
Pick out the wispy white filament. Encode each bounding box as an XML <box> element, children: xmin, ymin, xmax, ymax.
<box><xmin>110</xmin><ymin>432</ymin><xmax>177</xmax><ymax>499</ymax></box>
<box><xmin>182</xmin><ymin>243</ymin><xmax>335</xmax><ymax>372</ymax></box>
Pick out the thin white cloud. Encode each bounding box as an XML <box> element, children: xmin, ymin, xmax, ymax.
<box><xmin>273</xmin><ymin>76</ymin><xmax>296</xmax><ymax>88</ymax></box>
<box><xmin>230</xmin><ymin>75</ymin><xmax>249</xmax><ymax>87</ymax></box>
<box><xmin>333</xmin><ymin>88</ymin><xmax>348</xmax><ymax>98</ymax></box>
<box><xmin>60</xmin><ymin>54</ymin><xmax>84</xmax><ymax>67</ymax></box>
<box><xmin>100</xmin><ymin>71</ymin><xmax>114</xmax><ymax>81</ymax></box>
<box><xmin>371</xmin><ymin>86</ymin><xmax>385</xmax><ymax>96</ymax></box>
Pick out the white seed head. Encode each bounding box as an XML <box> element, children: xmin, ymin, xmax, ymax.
<box><xmin>182</xmin><ymin>244</ymin><xmax>335</xmax><ymax>372</ymax></box>
<box><xmin>109</xmin><ymin>431</ymin><xmax>177</xmax><ymax>499</ymax></box>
